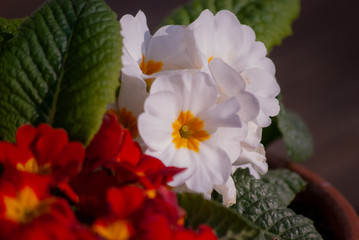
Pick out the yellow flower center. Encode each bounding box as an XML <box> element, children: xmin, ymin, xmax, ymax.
<box><xmin>146</xmin><ymin>189</ymin><xmax>156</xmax><ymax>199</ymax></box>
<box><xmin>108</xmin><ymin>108</ymin><xmax>138</xmax><ymax>139</ymax></box>
<box><xmin>172</xmin><ymin>111</ymin><xmax>210</xmax><ymax>152</ymax></box>
<box><xmin>93</xmin><ymin>220</ymin><xmax>131</xmax><ymax>240</ymax></box>
<box><xmin>208</xmin><ymin>56</ymin><xmax>214</xmax><ymax>63</ymax></box>
<box><xmin>16</xmin><ymin>158</ymin><xmax>51</xmax><ymax>175</ymax></box>
<box><xmin>139</xmin><ymin>55</ymin><xmax>163</xmax><ymax>90</ymax></box>
<box><xmin>3</xmin><ymin>187</ymin><xmax>53</xmax><ymax>224</ymax></box>
<box><xmin>139</xmin><ymin>54</ymin><xmax>163</xmax><ymax>75</ymax></box>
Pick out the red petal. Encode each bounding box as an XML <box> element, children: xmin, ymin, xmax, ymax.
<box><xmin>107</xmin><ymin>186</ymin><xmax>145</xmax><ymax>218</ymax></box>
<box><xmin>85</xmin><ymin>113</ymin><xmax>125</xmax><ymax>167</ymax></box>
<box><xmin>15</xmin><ymin>125</ymin><xmax>37</xmax><ymax>149</ymax></box>
<box><xmin>34</xmin><ymin>128</ymin><xmax>68</xmax><ymax>166</ymax></box>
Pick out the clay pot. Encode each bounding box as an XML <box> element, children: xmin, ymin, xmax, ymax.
<box><xmin>268</xmin><ymin>155</ymin><xmax>359</xmax><ymax>240</ymax></box>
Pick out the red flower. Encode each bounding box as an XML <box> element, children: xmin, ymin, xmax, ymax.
<box><xmin>0</xmin><ymin>124</ymin><xmax>85</xmax><ymax>184</ymax></box>
<box><xmin>70</xmin><ymin>169</ymin><xmax>120</xmax><ymax>220</ymax></box>
<box><xmin>85</xmin><ymin>113</ymin><xmax>141</xmax><ymax>170</ymax></box>
<box><xmin>0</xmin><ymin>170</ymin><xmax>94</xmax><ymax>240</ymax></box>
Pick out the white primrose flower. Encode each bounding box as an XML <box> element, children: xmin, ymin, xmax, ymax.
<box><xmin>120</xmin><ymin>10</ymin><xmax>198</xmax><ymax>90</ymax></box>
<box><xmin>188</xmin><ymin>9</ymin><xmax>280</xmax><ymax>127</ymax></box>
<box><xmin>138</xmin><ymin>72</ymin><xmax>245</xmax><ymax>193</ymax></box>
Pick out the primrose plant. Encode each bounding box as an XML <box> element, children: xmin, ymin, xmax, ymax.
<box><xmin>0</xmin><ymin>0</ymin><xmax>320</xmax><ymax>239</ymax></box>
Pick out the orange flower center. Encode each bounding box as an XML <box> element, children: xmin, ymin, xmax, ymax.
<box><xmin>139</xmin><ymin>54</ymin><xmax>163</xmax><ymax>75</ymax></box>
<box><xmin>3</xmin><ymin>187</ymin><xmax>53</xmax><ymax>224</ymax></box>
<box><xmin>108</xmin><ymin>108</ymin><xmax>138</xmax><ymax>139</ymax></box>
<box><xmin>16</xmin><ymin>158</ymin><xmax>51</xmax><ymax>175</ymax></box>
<box><xmin>93</xmin><ymin>220</ymin><xmax>131</xmax><ymax>240</ymax></box>
<box><xmin>139</xmin><ymin>55</ymin><xmax>163</xmax><ymax>90</ymax></box>
<box><xmin>172</xmin><ymin>111</ymin><xmax>210</xmax><ymax>152</ymax></box>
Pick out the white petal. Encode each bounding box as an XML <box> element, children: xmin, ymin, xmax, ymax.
<box><xmin>235</xmin><ymin>24</ymin><xmax>256</xmax><ymax>58</ymax></box>
<box><xmin>185</xmin><ymin>144</ymin><xmax>231</xmax><ymax>192</ymax></box>
<box><xmin>147</xmin><ymin>146</ymin><xmax>197</xmax><ymax>186</ymax></box>
<box><xmin>214</xmin><ymin>176</ymin><xmax>237</xmax><ymax>207</ymax></box>
<box><xmin>241</xmin><ymin>69</ymin><xmax>280</xmax><ymax>98</ymax></box>
<box><xmin>138</xmin><ymin>92</ymin><xmax>180</xmax><ymax>151</ymax></box>
<box><xmin>147</xmin><ymin>25</ymin><xmax>199</xmax><ymax>70</ymax></box>
<box><xmin>242</xmin><ymin>121</ymin><xmax>262</xmax><ymax>148</ymax></box>
<box><xmin>200</xmin><ymin>97</ymin><xmax>242</xmax><ymax>131</ymax></box>
<box><xmin>120</xmin><ymin>10</ymin><xmax>151</xmax><ymax>65</ymax></box>
<box><xmin>118</xmin><ymin>75</ymin><xmax>148</xmax><ymax>117</ymax></box>
<box><xmin>257</xmin><ymin>96</ymin><xmax>280</xmax><ymax>118</ymax></box>
<box><xmin>213</xmin><ymin>10</ymin><xmax>245</xmax><ymax>63</ymax></box>
<box><xmin>138</xmin><ymin>113</ymin><xmax>172</xmax><ymax>151</ymax></box>
<box><xmin>188</xmin><ymin>9</ymin><xmax>215</xmax><ymax>59</ymax></box>
<box><xmin>151</xmin><ymin>72</ymin><xmax>218</xmax><ymax>116</ymax></box>
<box><xmin>234</xmin><ymin>144</ymin><xmax>268</xmax><ymax>176</ymax></box>
<box><xmin>208</xmin><ymin>127</ymin><xmax>246</xmax><ymax>163</ymax></box>
<box><xmin>209</xmin><ymin>58</ymin><xmax>260</xmax><ymax>121</ymax></box>
<box><xmin>253</xmin><ymin>97</ymin><xmax>280</xmax><ymax>127</ymax></box>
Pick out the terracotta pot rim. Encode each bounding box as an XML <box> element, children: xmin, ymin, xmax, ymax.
<box><xmin>268</xmin><ymin>154</ymin><xmax>359</xmax><ymax>240</ymax></box>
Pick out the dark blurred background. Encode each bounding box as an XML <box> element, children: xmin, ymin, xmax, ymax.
<box><xmin>1</xmin><ymin>0</ymin><xmax>358</xmax><ymax>212</ymax></box>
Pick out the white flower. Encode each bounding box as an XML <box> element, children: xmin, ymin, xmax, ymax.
<box><xmin>120</xmin><ymin>10</ymin><xmax>197</xmax><ymax>89</ymax></box>
<box><xmin>188</xmin><ymin>9</ymin><xmax>280</xmax><ymax>127</ymax></box>
<box><xmin>138</xmin><ymin>72</ymin><xmax>245</xmax><ymax>193</ymax></box>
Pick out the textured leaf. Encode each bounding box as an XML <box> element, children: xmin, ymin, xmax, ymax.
<box><xmin>0</xmin><ymin>17</ymin><xmax>27</xmax><ymax>45</ymax></box>
<box><xmin>0</xmin><ymin>0</ymin><xmax>122</xmax><ymax>145</ymax></box>
<box><xmin>178</xmin><ymin>193</ymin><xmax>277</xmax><ymax>240</ymax></box>
<box><xmin>162</xmin><ymin>0</ymin><xmax>300</xmax><ymax>51</ymax></box>
<box><xmin>262</xmin><ymin>96</ymin><xmax>313</xmax><ymax>161</ymax></box>
<box><xmin>232</xmin><ymin>169</ymin><xmax>323</xmax><ymax>240</ymax></box>
<box><xmin>277</xmin><ymin>106</ymin><xmax>314</xmax><ymax>161</ymax></box>
<box><xmin>0</xmin><ymin>17</ymin><xmax>27</xmax><ymax>35</ymax></box>
<box><xmin>262</xmin><ymin>169</ymin><xmax>306</xmax><ymax>206</ymax></box>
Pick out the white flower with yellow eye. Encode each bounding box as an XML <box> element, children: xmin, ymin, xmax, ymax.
<box><xmin>120</xmin><ymin>10</ymin><xmax>198</xmax><ymax>90</ymax></box>
<box><xmin>138</xmin><ymin>72</ymin><xmax>245</xmax><ymax>193</ymax></box>
<box><xmin>188</xmin><ymin>9</ymin><xmax>280</xmax><ymax>127</ymax></box>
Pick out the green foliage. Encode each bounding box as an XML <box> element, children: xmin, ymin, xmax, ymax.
<box><xmin>261</xmin><ymin>116</ymin><xmax>281</xmax><ymax>147</ymax></box>
<box><xmin>262</xmin><ymin>96</ymin><xmax>313</xmax><ymax>161</ymax></box>
<box><xmin>0</xmin><ymin>0</ymin><xmax>122</xmax><ymax>145</ymax></box>
<box><xmin>232</xmin><ymin>169</ymin><xmax>323</xmax><ymax>240</ymax></box>
<box><xmin>262</xmin><ymin>169</ymin><xmax>307</xmax><ymax>206</ymax></box>
<box><xmin>162</xmin><ymin>0</ymin><xmax>300</xmax><ymax>51</ymax></box>
<box><xmin>178</xmin><ymin>193</ymin><xmax>277</xmax><ymax>240</ymax></box>
<box><xmin>277</xmin><ymin>106</ymin><xmax>314</xmax><ymax>161</ymax></box>
<box><xmin>0</xmin><ymin>17</ymin><xmax>27</xmax><ymax>43</ymax></box>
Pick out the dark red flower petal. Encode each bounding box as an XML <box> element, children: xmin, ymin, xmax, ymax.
<box><xmin>106</xmin><ymin>186</ymin><xmax>145</xmax><ymax>218</ymax></box>
<box><xmin>85</xmin><ymin>113</ymin><xmax>126</xmax><ymax>168</ymax></box>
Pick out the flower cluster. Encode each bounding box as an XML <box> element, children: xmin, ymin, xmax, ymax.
<box><xmin>110</xmin><ymin>10</ymin><xmax>280</xmax><ymax>205</ymax></box>
<box><xmin>0</xmin><ymin>113</ymin><xmax>217</xmax><ymax>240</ymax></box>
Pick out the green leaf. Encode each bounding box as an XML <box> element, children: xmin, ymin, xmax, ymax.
<box><xmin>178</xmin><ymin>193</ymin><xmax>277</xmax><ymax>240</ymax></box>
<box><xmin>0</xmin><ymin>17</ymin><xmax>27</xmax><ymax>45</ymax></box>
<box><xmin>0</xmin><ymin>0</ymin><xmax>122</xmax><ymax>145</ymax></box>
<box><xmin>261</xmin><ymin>116</ymin><xmax>281</xmax><ymax>147</ymax></box>
<box><xmin>162</xmin><ymin>0</ymin><xmax>300</xmax><ymax>51</ymax></box>
<box><xmin>277</xmin><ymin>100</ymin><xmax>313</xmax><ymax>161</ymax></box>
<box><xmin>262</xmin><ymin>169</ymin><xmax>306</xmax><ymax>206</ymax></box>
<box><xmin>262</xmin><ymin>96</ymin><xmax>313</xmax><ymax>161</ymax></box>
<box><xmin>232</xmin><ymin>169</ymin><xmax>323</xmax><ymax>240</ymax></box>
<box><xmin>0</xmin><ymin>17</ymin><xmax>27</xmax><ymax>35</ymax></box>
